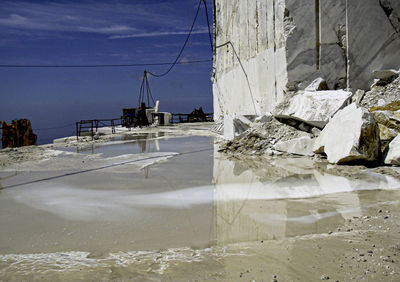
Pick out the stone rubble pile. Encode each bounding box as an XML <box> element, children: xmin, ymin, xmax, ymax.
<box><xmin>220</xmin><ymin>69</ymin><xmax>400</xmax><ymax>166</ymax></box>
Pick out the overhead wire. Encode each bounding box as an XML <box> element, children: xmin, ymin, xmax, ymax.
<box><xmin>34</xmin><ymin>123</ymin><xmax>76</xmax><ymax>131</ymax></box>
<box><xmin>139</xmin><ymin>0</ymin><xmax>214</xmax><ymax>105</ymax></box>
<box><xmin>0</xmin><ymin>59</ymin><xmax>212</xmax><ymax>68</ymax></box>
<box><xmin>202</xmin><ymin>0</ymin><xmax>214</xmax><ymax>53</ymax></box>
<box><xmin>0</xmin><ymin>147</ymin><xmax>212</xmax><ymax>190</ymax></box>
<box><xmin>146</xmin><ymin>0</ymin><xmax>203</xmax><ymax>78</ymax></box>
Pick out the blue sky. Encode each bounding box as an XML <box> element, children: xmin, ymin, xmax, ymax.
<box><xmin>0</xmin><ymin>0</ymin><xmax>213</xmax><ymax>144</ymax></box>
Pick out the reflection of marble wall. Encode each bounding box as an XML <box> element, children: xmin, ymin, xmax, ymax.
<box><xmin>213</xmin><ymin>146</ymin><xmax>400</xmax><ymax>245</ymax></box>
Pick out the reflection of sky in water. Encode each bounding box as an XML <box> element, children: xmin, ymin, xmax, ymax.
<box><xmin>4</xmin><ymin>152</ymin><xmax>400</xmax><ymax>224</ymax></box>
<box><xmin>6</xmin><ymin>184</ymin><xmax>214</xmax><ymax>221</ymax></box>
<box><xmin>2</xmin><ymin>137</ymin><xmax>400</xmax><ymax>251</ymax></box>
<box><xmin>57</xmin><ymin>134</ymin><xmax>212</xmax><ymax>158</ymax></box>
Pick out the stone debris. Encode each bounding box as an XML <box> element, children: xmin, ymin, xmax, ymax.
<box><xmin>384</xmin><ymin>135</ymin><xmax>400</xmax><ymax>165</ymax></box>
<box><xmin>352</xmin><ymin>89</ymin><xmax>366</xmax><ymax>106</ymax></box>
<box><xmin>369</xmin><ymin>105</ymin><xmax>400</xmax><ymax>151</ymax></box>
<box><xmin>305</xmin><ymin>77</ymin><xmax>329</xmax><ymax>91</ymax></box>
<box><xmin>274</xmin><ymin>90</ymin><xmax>353</xmax><ymax>129</ymax></box>
<box><xmin>254</xmin><ymin>112</ymin><xmax>273</xmax><ymax>123</ymax></box>
<box><xmin>372</xmin><ymin>69</ymin><xmax>399</xmax><ymax>86</ymax></box>
<box><xmin>360</xmin><ymin>76</ymin><xmax>400</xmax><ymax>108</ymax></box>
<box><xmin>223</xmin><ymin>115</ymin><xmax>254</xmax><ymax>140</ymax></box>
<box><xmin>273</xmin><ymin>136</ymin><xmax>315</xmax><ymax>157</ymax></box>
<box><xmin>313</xmin><ymin>103</ymin><xmax>381</xmax><ymax>164</ymax></box>
<box><xmin>219</xmin><ymin>117</ymin><xmax>311</xmax><ymax>155</ymax></box>
<box><xmin>219</xmin><ymin>70</ymin><xmax>400</xmax><ymax>166</ymax></box>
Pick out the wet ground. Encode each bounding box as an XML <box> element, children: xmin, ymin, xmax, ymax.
<box><xmin>0</xmin><ymin>131</ymin><xmax>400</xmax><ymax>281</ymax></box>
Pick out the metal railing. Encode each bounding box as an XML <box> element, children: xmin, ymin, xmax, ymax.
<box><xmin>76</xmin><ymin>118</ymin><xmax>121</xmax><ymax>140</ymax></box>
<box><xmin>170</xmin><ymin>113</ymin><xmax>213</xmax><ymax>124</ymax></box>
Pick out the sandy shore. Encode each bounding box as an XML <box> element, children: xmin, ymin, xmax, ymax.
<box><xmin>1</xmin><ymin>123</ymin><xmax>400</xmax><ymax>281</ymax></box>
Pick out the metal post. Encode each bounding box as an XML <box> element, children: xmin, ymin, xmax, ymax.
<box><xmin>91</xmin><ymin>120</ymin><xmax>94</xmax><ymax>140</ymax></box>
<box><xmin>76</xmin><ymin>122</ymin><xmax>79</xmax><ymax>140</ymax></box>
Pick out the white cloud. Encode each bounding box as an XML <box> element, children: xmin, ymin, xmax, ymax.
<box><xmin>0</xmin><ymin>1</ymin><xmax>207</xmax><ymax>37</ymax></box>
<box><xmin>77</xmin><ymin>25</ymin><xmax>138</xmax><ymax>34</ymax></box>
<box><xmin>109</xmin><ymin>28</ymin><xmax>210</xmax><ymax>39</ymax></box>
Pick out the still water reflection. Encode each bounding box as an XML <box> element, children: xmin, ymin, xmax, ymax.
<box><xmin>213</xmin><ymin>149</ymin><xmax>400</xmax><ymax>244</ymax></box>
<box><xmin>0</xmin><ymin>135</ymin><xmax>400</xmax><ymax>278</ymax></box>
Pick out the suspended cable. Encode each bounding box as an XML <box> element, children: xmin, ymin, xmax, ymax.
<box><xmin>0</xmin><ymin>59</ymin><xmax>212</xmax><ymax>68</ymax></box>
<box><xmin>202</xmin><ymin>0</ymin><xmax>214</xmax><ymax>53</ymax></box>
<box><xmin>34</xmin><ymin>123</ymin><xmax>75</xmax><ymax>131</ymax></box>
<box><xmin>215</xmin><ymin>41</ymin><xmax>258</xmax><ymax>115</ymax></box>
<box><xmin>147</xmin><ymin>0</ymin><xmax>203</xmax><ymax>78</ymax></box>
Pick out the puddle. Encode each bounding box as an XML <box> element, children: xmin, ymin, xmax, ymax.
<box><xmin>55</xmin><ymin>133</ymin><xmax>206</xmax><ymax>158</ymax></box>
<box><xmin>1</xmin><ymin>135</ymin><xmax>400</xmax><ymax>280</ymax></box>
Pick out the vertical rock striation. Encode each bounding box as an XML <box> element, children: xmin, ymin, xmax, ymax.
<box><xmin>213</xmin><ymin>0</ymin><xmax>400</xmax><ymax>121</ymax></box>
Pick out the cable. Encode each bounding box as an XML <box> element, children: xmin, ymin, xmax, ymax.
<box><xmin>145</xmin><ymin>73</ymin><xmax>156</xmax><ymax>106</ymax></box>
<box><xmin>0</xmin><ymin>147</ymin><xmax>212</xmax><ymax>190</ymax></box>
<box><xmin>0</xmin><ymin>59</ymin><xmax>212</xmax><ymax>68</ymax></box>
<box><xmin>34</xmin><ymin>123</ymin><xmax>75</xmax><ymax>131</ymax></box>
<box><xmin>215</xmin><ymin>41</ymin><xmax>258</xmax><ymax>115</ymax></box>
<box><xmin>202</xmin><ymin>0</ymin><xmax>214</xmax><ymax>53</ymax></box>
<box><xmin>147</xmin><ymin>0</ymin><xmax>203</xmax><ymax>78</ymax></box>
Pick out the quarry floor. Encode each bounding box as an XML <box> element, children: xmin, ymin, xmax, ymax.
<box><xmin>0</xmin><ymin>123</ymin><xmax>399</xmax><ymax>281</ymax></box>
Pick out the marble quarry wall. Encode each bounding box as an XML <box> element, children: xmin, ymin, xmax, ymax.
<box><xmin>212</xmin><ymin>0</ymin><xmax>400</xmax><ymax>118</ymax></box>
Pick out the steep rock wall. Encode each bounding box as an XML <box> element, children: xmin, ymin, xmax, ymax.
<box><xmin>348</xmin><ymin>0</ymin><xmax>400</xmax><ymax>89</ymax></box>
<box><xmin>213</xmin><ymin>0</ymin><xmax>288</xmax><ymax>118</ymax></box>
<box><xmin>213</xmin><ymin>0</ymin><xmax>400</xmax><ymax>119</ymax></box>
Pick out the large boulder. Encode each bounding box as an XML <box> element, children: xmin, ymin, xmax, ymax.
<box><xmin>385</xmin><ymin>134</ymin><xmax>400</xmax><ymax>165</ymax></box>
<box><xmin>273</xmin><ymin>136</ymin><xmax>315</xmax><ymax>156</ymax></box>
<box><xmin>369</xmin><ymin>101</ymin><xmax>400</xmax><ymax>152</ymax></box>
<box><xmin>313</xmin><ymin>103</ymin><xmax>381</xmax><ymax>164</ymax></box>
<box><xmin>370</xmin><ymin>109</ymin><xmax>400</xmax><ymax>140</ymax></box>
<box><xmin>274</xmin><ymin>90</ymin><xmax>352</xmax><ymax>128</ymax></box>
<box><xmin>372</xmin><ymin>69</ymin><xmax>399</xmax><ymax>86</ymax></box>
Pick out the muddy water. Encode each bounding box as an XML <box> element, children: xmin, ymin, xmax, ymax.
<box><xmin>1</xmin><ymin>135</ymin><xmax>400</xmax><ymax>281</ymax></box>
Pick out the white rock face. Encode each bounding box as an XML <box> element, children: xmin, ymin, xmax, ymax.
<box><xmin>273</xmin><ymin>136</ymin><xmax>315</xmax><ymax>156</ymax></box>
<box><xmin>313</xmin><ymin>104</ymin><xmax>381</xmax><ymax>164</ymax></box>
<box><xmin>213</xmin><ymin>0</ymin><xmax>288</xmax><ymax>118</ymax></box>
<box><xmin>213</xmin><ymin>0</ymin><xmax>400</xmax><ymax>122</ymax></box>
<box><xmin>223</xmin><ymin>115</ymin><xmax>235</xmax><ymax>140</ymax></box>
<box><xmin>385</xmin><ymin>134</ymin><xmax>400</xmax><ymax>165</ymax></box>
<box><xmin>274</xmin><ymin>90</ymin><xmax>352</xmax><ymax>128</ymax></box>
<box><xmin>223</xmin><ymin>114</ymin><xmax>253</xmax><ymax>140</ymax></box>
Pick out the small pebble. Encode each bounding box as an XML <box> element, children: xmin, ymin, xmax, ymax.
<box><xmin>321</xmin><ymin>274</ymin><xmax>330</xmax><ymax>280</ymax></box>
